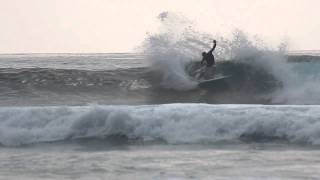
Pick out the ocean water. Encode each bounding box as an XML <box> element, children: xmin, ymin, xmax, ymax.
<box><xmin>1</xmin><ymin>52</ymin><xmax>320</xmax><ymax>180</ymax></box>
<box><xmin>2</xmin><ymin>12</ymin><xmax>320</xmax><ymax>180</ymax></box>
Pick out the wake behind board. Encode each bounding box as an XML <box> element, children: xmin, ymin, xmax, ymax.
<box><xmin>198</xmin><ymin>75</ymin><xmax>232</xmax><ymax>88</ymax></box>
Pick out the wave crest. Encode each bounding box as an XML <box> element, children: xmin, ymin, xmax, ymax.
<box><xmin>1</xmin><ymin>104</ymin><xmax>320</xmax><ymax>146</ymax></box>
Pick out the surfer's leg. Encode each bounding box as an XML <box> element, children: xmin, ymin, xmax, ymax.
<box><xmin>206</xmin><ymin>66</ymin><xmax>216</xmax><ymax>78</ymax></box>
<box><xmin>195</xmin><ymin>66</ymin><xmax>206</xmax><ymax>79</ymax></box>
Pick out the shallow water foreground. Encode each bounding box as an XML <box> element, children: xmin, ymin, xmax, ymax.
<box><xmin>1</xmin><ymin>143</ymin><xmax>319</xmax><ymax>180</ymax></box>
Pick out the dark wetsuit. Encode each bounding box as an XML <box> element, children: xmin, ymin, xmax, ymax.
<box><xmin>202</xmin><ymin>52</ymin><xmax>215</xmax><ymax>67</ymax></box>
<box><xmin>201</xmin><ymin>41</ymin><xmax>216</xmax><ymax>67</ymax></box>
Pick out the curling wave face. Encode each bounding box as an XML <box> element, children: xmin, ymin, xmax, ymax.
<box><xmin>1</xmin><ymin>104</ymin><xmax>320</xmax><ymax>146</ymax></box>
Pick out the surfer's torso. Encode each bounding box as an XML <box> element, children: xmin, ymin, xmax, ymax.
<box><xmin>203</xmin><ymin>53</ymin><xmax>215</xmax><ymax>67</ymax></box>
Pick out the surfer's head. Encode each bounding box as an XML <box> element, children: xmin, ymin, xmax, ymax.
<box><xmin>202</xmin><ymin>52</ymin><xmax>206</xmax><ymax>56</ymax></box>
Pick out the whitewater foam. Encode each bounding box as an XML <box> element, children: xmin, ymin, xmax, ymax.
<box><xmin>1</xmin><ymin>104</ymin><xmax>320</xmax><ymax>146</ymax></box>
<box><xmin>141</xmin><ymin>12</ymin><xmax>320</xmax><ymax>105</ymax></box>
<box><xmin>142</xmin><ymin>12</ymin><xmax>288</xmax><ymax>91</ymax></box>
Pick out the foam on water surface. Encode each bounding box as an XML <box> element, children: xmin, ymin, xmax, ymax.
<box><xmin>1</xmin><ymin>104</ymin><xmax>320</xmax><ymax>146</ymax></box>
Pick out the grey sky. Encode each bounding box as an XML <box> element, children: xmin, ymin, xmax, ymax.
<box><xmin>0</xmin><ymin>0</ymin><xmax>319</xmax><ymax>53</ymax></box>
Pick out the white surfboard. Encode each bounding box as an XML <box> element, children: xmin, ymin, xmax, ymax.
<box><xmin>198</xmin><ymin>75</ymin><xmax>232</xmax><ymax>86</ymax></box>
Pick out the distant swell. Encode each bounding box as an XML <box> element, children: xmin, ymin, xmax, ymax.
<box><xmin>1</xmin><ymin>104</ymin><xmax>320</xmax><ymax>146</ymax></box>
<box><xmin>0</xmin><ymin>67</ymin><xmax>150</xmax><ymax>90</ymax></box>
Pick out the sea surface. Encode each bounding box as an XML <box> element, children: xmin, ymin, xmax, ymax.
<box><xmin>1</xmin><ymin>53</ymin><xmax>320</xmax><ymax>180</ymax></box>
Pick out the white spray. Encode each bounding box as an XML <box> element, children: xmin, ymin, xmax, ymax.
<box><xmin>142</xmin><ymin>12</ymin><xmax>320</xmax><ymax>104</ymax></box>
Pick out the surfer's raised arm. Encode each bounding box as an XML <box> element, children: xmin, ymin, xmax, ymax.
<box><xmin>201</xmin><ymin>39</ymin><xmax>216</xmax><ymax>67</ymax></box>
<box><xmin>208</xmin><ymin>40</ymin><xmax>217</xmax><ymax>54</ymax></box>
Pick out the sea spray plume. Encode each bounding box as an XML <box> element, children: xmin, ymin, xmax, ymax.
<box><xmin>215</xmin><ymin>30</ymin><xmax>295</xmax><ymax>96</ymax></box>
<box><xmin>142</xmin><ymin>12</ymin><xmax>288</xmax><ymax>92</ymax></box>
<box><xmin>235</xmin><ymin>31</ymin><xmax>290</xmax><ymax>85</ymax></box>
<box><xmin>143</xmin><ymin>12</ymin><xmax>315</xmax><ymax>104</ymax></box>
<box><xmin>225</xmin><ymin>31</ymin><xmax>320</xmax><ymax>104</ymax></box>
<box><xmin>142</xmin><ymin>12</ymin><xmax>211</xmax><ymax>90</ymax></box>
<box><xmin>272</xmin><ymin>66</ymin><xmax>320</xmax><ymax>104</ymax></box>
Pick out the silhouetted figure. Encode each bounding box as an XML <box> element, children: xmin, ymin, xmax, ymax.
<box><xmin>201</xmin><ymin>40</ymin><xmax>217</xmax><ymax>67</ymax></box>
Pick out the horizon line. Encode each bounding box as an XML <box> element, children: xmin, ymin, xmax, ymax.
<box><xmin>0</xmin><ymin>50</ymin><xmax>319</xmax><ymax>55</ymax></box>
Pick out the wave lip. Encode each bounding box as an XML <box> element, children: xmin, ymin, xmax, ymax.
<box><xmin>1</xmin><ymin>104</ymin><xmax>320</xmax><ymax>146</ymax></box>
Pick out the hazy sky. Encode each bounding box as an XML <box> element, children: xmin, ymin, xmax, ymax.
<box><xmin>0</xmin><ymin>0</ymin><xmax>319</xmax><ymax>53</ymax></box>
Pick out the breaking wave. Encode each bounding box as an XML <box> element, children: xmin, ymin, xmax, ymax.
<box><xmin>141</xmin><ymin>12</ymin><xmax>320</xmax><ymax>104</ymax></box>
<box><xmin>142</xmin><ymin>12</ymin><xmax>288</xmax><ymax>92</ymax></box>
<box><xmin>1</xmin><ymin>104</ymin><xmax>320</xmax><ymax>146</ymax></box>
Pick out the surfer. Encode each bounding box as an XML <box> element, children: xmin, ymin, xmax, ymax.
<box><xmin>201</xmin><ymin>40</ymin><xmax>217</xmax><ymax>67</ymax></box>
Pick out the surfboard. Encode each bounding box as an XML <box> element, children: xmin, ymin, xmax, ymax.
<box><xmin>198</xmin><ymin>75</ymin><xmax>232</xmax><ymax>86</ymax></box>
